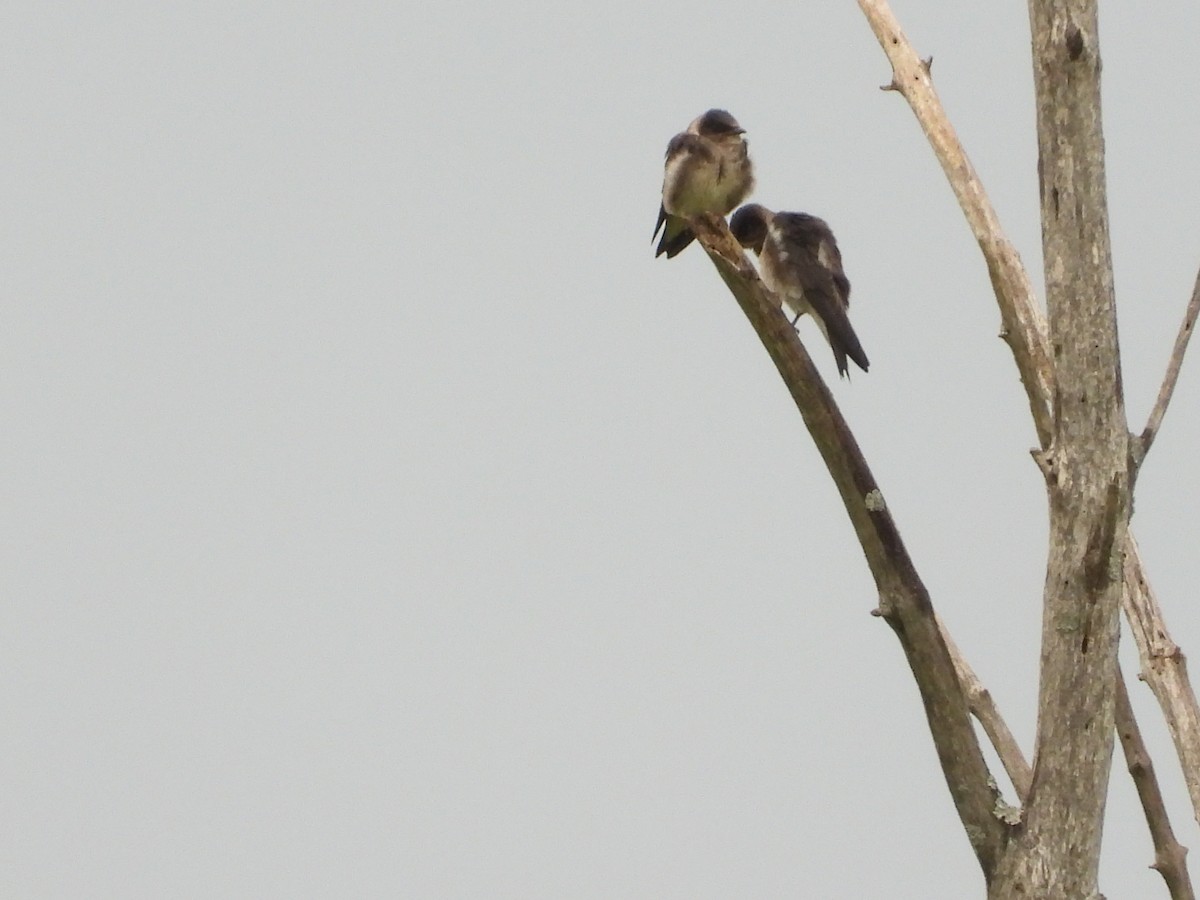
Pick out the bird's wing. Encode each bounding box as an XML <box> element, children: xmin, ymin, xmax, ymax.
<box><xmin>773</xmin><ymin>214</ymin><xmax>869</xmax><ymax>375</ymax></box>
<box><xmin>653</xmin><ymin>133</ymin><xmax>710</xmax><ymax>257</ymax></box>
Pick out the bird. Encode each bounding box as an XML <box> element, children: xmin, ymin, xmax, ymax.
<box><xmin>653</xmin><ymin>109</ymin><xmax>755</xmax><ymax>259</ymax></box>
<box><xmin>729</xmin><ymin>203</ymin><xmax>870</xmax><ymax>377</ymax></box>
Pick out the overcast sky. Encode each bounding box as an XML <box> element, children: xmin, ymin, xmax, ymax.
<box><xmin>4</xmin><ymin>1</ymin><xmax>1200</xmax><ymax>897</ymax></box>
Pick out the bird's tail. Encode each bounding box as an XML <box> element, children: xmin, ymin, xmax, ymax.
<box><xmin>810</xmin><ymin>305</ymin><xmax>869</xmax><ymax>378</ymax></box>
<box><xmin>652</xmin><ymin>206</ymin><xmax>696</xmax><ymax>258</ymax></box>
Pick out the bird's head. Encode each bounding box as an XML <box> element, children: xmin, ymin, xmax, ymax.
<box><xmin>729</xmin><ymin>204</ymin><xmax>772</xmax><ymax>254</ymax></box>
<box><xmin>688</xmin><ymin>109</ymin><xmax>746</xmax><ymax>140</ymax></box>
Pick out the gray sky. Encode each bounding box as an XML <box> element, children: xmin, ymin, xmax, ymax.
<box><xmin>4</xmin><ymin>1</ymin><xmax>1200</xmax><ymax>896</ymax></box>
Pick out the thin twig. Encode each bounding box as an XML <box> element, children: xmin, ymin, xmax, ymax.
<box><xmin>937</xmin><ymin>616</ymin><xmax>1031</xmax><ymax>801</ymax></box>
<box><xmin>1115</xmin><ymin>665</ymin><xmax>1195</xmax><ymax>900</ymax></box>
<box><xmin>856</xmin><ymin>0</ymin><xmax>1055</xmax><ymax>449</ymax></box>
<box><xmin>1123</xmin><ymin>535</ymin><xmax>1200</xmax><ymax>826</ymax></box>
<box><xmin>1138</xmin><ymin>266</ymin><xmax>1200</xmax><ymax>465</ymax></box>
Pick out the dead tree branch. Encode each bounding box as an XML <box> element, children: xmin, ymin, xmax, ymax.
<box><xmin>938</xmin><ymin>616</ymin><xmax>1032</xmax><ymax>801</ymax></box>
<box><xmin>1123</xmin><ymin>536</ymin><xmax>1200</xmax><ymax>825</ymax></box>
<box><xmin>858</xmin><ymin>0</ymin><xmax>1200</xmax><ymax>840</ymax></box>
<box><xmin>1115</xmin><ymin>664</ymin><xmax>1196</xmax><ymax>900</ymax></box>
<box><xmin>1137</xmin><ymin>267</ymin><xmax>1200</xmax><ymax>469</ymax></box>
<box><xmin>856</xmin><ymin>0</ymin><xmax>1055</xmax><ymax>449</ymax></box>
<box><xmin>691</xmin><ymin>214</ymin><xmax>1011</xmax><ymax>877</ymax></box>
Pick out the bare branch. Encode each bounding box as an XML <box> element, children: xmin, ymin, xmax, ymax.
<box><xmin>690</xmin><ymin>214</ymin><xmax>1012</xmax><ymax>877</ymax></box>
<box><xmin>1115</xmin><ymin>665</ymin><xmax>1195</xmax><ymax>900</ymax></box>
<box><xmin>856</xmin><ymin>0</ymin><xmax>1055</xmax><ymax>449</ymax></box>
<box><xmin>1138</xmin><ymin>266</ymin><xmax>1200</xmax><ymax>466</ymax></box>
<box><xmin>938</xmin><ymin>616</ymin><xmax>1032</xmax><ymax>801</ymax></box>
<box><xmin>1123</xmin><ymin>535</ymin><xmax>1200</xmax><ymax>826</ymax></box>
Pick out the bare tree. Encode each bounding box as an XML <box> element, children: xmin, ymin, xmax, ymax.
<box><xmin>684</xmin><ymin>1</ymin><xmax>1200</xmax><ymax>896</ymax></box>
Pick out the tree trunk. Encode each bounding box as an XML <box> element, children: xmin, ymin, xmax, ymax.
<box><xmin>988</xmin><ymin>1</ymin><xmax>1130</xmax><ymax>895</ymax></box>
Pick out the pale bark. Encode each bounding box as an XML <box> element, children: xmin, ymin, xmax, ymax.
<box><xmin>1123</xmin><ymin>538</ymin><xmax>1200</xmax><ymax>826</ymax></box>
<box><xmin>1137</xmin><ymin>267</ymin><xmax>1200</xmax><ymax>467</ymax></box>
<box><xmin>857</xmin><ymin>0</ymin><xmax>1146</xmax><ymax>895</ymax></box>
<box><xmin>859</xmin><ymin>0</ymin><xmax>1200</xmax><ymax>861</ymax></box>
<box><xmin>990</xmin><ymin>2</ymin><xmax>1131</xmax><ymax>890</ymax></box>
<box><xmin>855</xmin><ymin>0</ymin><xmax>1055</xmax><ymax>450</ymax></box>
<box><xmin>939</xmin><ymin>616</ymin><xmax>1032</xmax><ymax>801</ymax></box>
<box><xmin>1115</xmin><ymin>666</ymin><xmax>1195</xmax><ymax>900</ymax></box>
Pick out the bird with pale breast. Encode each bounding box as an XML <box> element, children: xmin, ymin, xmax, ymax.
<box><xmin>653</xmin><ymin>109</ymin><xmax>755</xmax><ymax>259</ymax></box>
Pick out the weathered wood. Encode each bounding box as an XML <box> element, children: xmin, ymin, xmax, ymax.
<box><xmin>691</xmin><ymin>215</ymin><xmax>1012</xmax><ymax>877</ymax></box>
<box><xmin>989</xmin><ymin>3</ymin><xmax>1129</xmax><ymax>896</ymax></box>
<box><xmin>1115</xmin><ymin>668</ymin><xmax>1196</xmax><ymax>900</ymax></box>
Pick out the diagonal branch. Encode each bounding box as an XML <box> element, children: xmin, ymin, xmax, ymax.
<box><xmin>938</xmin><ymin>616</ymin><xmax>1032</xmax><ymax>801</ymax></box>
<box><xmin>691</xmin><ymin>214</ymin><xmax>1012</xmax><ymax>877</ymax></box>
<box><xmin>1115</xmin><ymin>663</ymin><xmax>1196</xmax><ymax>900</ymax></box>
<box><xmin>1123</xmin><ymin>536</ymin><xmax>1200</xmax><ymax>826</ymax></box>
<box><xmin>1137</xmin><ymin>266</ymin><xmax>1200</xmax><ymax>468</ymax></box>
<box><xmin>856</xmin><ymin>0</ymin><xmax>1055</xmax><ymax>450</ymax></box>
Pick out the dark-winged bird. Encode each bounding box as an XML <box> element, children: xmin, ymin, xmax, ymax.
<box><xmin>729</xmin><ymin>204</ymin><xmax>869</xmax><ymax>377</ymax></box>
<box><xmin>653</xmin><ymin>109</ymin><xmax>755</xmax><ymax>259</ymax></box>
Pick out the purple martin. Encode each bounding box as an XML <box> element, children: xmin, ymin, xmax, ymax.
<box><xmin>653</xmin><ymin>109</ymin><xmax>755</xmax><ymax>259</ymax></box>
<box><xmin>729</xmin><ymin>204</ymin><xmax>869</xmax><ymax>377</ymax></box>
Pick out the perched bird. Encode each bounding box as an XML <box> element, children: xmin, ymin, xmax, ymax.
<box><xmin>653</xmin><ymin>109</ymin><xmax>755</xmax><ymax>258</ymax></box>
<box><xmin>729</xmin><ymin>204</ymin><xmax>869</xmax><ymax>377</ymax></box>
